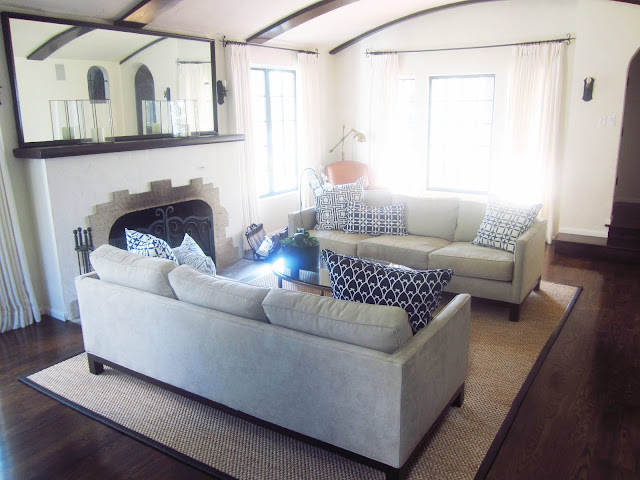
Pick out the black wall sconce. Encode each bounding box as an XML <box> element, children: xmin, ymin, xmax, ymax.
<box><xmin>583</xmin><ymin>77</ymin><xmax>595</xmax><ymax>102</ymax></box>
<box><xmin>216</xmin><ymin>80</ymin><xmax>227</xmax><ymax>105</ymax></box>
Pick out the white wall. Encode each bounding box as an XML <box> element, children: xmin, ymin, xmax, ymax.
<box><xmin>28</xmin><ymin>142</ymin><xmax>244</xmax><ymax>319</ymax></box>
<box><xmin>331</xmin><ymin>0</ymin><xmax>640</xmax><ymax>239</ymax></box>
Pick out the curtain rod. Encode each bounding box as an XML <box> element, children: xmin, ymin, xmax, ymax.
<box><xmin>366</xmin><ymin>33</ymin><xmax>575</xmax><ymax>56</ymax></box>
<box><xmin>177</xmin><ymin>60</ymin><xmax>211</xmax><ymax>64</ymax></box>
<box><xmin>222</xmin><ymin>36</ymin><xmax>318</xmax><ymax>56</ymax></box>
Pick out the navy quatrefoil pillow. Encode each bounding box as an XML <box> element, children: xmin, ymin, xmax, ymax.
<box><xmin>322</xmin><ymin>249</ymin><xmax>453</xmax><ymax>334</ymax></box>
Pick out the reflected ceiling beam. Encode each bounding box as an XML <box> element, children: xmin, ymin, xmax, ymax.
<box><xmin>330</xmin><ymin>0</ymin><xmax>505</xmax><ymax>55</ymax></box>
<box><xmin>120</xmin><ymin>37</ymin><xmax>166</xmax><ymax>64</ymax></box>
<box><xmin>246</xmin><ymin>0</ymin><xmax>358</xmax><ymax>44</ymax></box>
<box><xmin>27</xmin><ymin>26</ymin><xmax>94</xmax><ymax>61</ymax></box>
<box><xmin>115</xmin><ymin>0</ymin><xmax>184</xmax><ymax>29</ymax></box>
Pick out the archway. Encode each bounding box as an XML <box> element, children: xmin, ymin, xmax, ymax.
<box><xmin>134</xmin><ymin>65</ymin><xmax>155</xmax><ymax>135</ymax></box>
<box><xmin>609</xmin><ymin>48</ymin><xmax>640</xmax><ymax>249</ymax></box>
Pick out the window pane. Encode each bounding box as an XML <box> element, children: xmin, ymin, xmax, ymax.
<box><xmin>251</xmin><ymin>68</ymin><xmax>297</xmax><ymax>196</ymax></box>
<box><xmin>428</xmin><ymin>75</ymin><xmax>494</xmax><ymax>194</ymax></box>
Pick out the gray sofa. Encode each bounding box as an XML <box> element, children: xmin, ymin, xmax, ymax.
<box><xmin>77</xmin><ymin>245</ymin><xmax>471</xmax><ymax>479</ymax></box>
<box><xmin>289</xmin><ymin>190</ymin><xmax>546</xmax><ymax>321</ymax></box>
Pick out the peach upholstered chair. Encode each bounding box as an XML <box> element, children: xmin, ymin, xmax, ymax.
<box><xmin>325</xmin><ymin>161</ymin><xmax>370</xmax><ymax>188</ymax></box>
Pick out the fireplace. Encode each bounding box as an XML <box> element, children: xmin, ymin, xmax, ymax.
<box><xmin>89</xmin><ymin>178</ymin><xmax>237</xmax><ymax>268</ymax></box>
<box><xmin>108</xmin><ymin>200</ymin><xmax>216</xmax><ymax>260</ymax></box>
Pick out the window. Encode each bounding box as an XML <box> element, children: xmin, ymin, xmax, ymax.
<box><xmin>251</xmin><ymin>68</ymin><xmax>297</xmax><ymax>197</ymax></box>
<box><xmin>87</xmin><ymin>66</ymin><xmax>109</xmax><ymax>102</ymax></box>
<box><xmin>428</xmin><ymin>75</ymin><xmax>495</xmax><ymax>194</ymax></box>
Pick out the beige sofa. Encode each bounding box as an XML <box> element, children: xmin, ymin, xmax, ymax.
<box><xmin>289</xmin><ymin>190</ymin><xmax>546</xmax><ymax>321</ymax></box>
<box><xmin>77</xmin><ymin>245</ymin><xmax>471</xmax><ymax>479</ymax></box>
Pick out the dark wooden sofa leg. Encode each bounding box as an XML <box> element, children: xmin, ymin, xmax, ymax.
<box><xmin>453</xmin><ymin>383</ymin><xmax>465</xmax><ymax>408</ymax></box>
<box><xmin>88</xmin><ymin>354</ymin><xmax>104</xmax><ymax>375</ymax></box>
<box><xmin>509</xmin><ymin>303</ymin><xmax>520</xmax><ymax>322</ymax></box>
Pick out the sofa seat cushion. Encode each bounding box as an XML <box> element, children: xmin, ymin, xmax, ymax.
<box><xmin>168</xmin><ymin>265</ymin><xmax>270</xmax><ymax>322</ymax></box>
<box><xmin>357</xmin><ymin>235</ymin><xmax>450</xmax><ymax>270</ymax></box>
<box><xmin>309</xmin><ymin>229</ymin><xmax>373</xmax><ymax>256</ymax></box>
<box><xmin>90</xmin><ymin>244</ymin><xmax>177</xmax><ymax>299</ymax></box>
<box><xmin>262</xmin><ymin>289</ymin><xmax>412</xmax><ymax>354</ymax></box>
<box><xmin>428</xmin><ymin>242</ymin><xmax>514</xmax><ymax>282</ymax></box>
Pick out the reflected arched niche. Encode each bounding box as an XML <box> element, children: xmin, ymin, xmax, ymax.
<box><xmin>135</xmin><ymin>65</ymin><xmax>155</xmax><ymax>135</ymax></box>
<box><xmin>87</xmin><ymin>66</ymin><xmax>109</xmax><ymax>102</ymax></box>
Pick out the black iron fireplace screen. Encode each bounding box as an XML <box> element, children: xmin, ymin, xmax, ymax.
<box><xmin>108</xmin><ymin>199</ymin><xmax>215</xmax><ymax>261</ymax></box>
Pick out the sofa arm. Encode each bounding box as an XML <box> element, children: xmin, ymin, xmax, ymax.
<box><xmin>511</xmin><ymin>218</ymin><xmax>547</xmax><ymax>303</ymax></box>
<box><xmin>390</xmin><ymin>293</ymin><xmax>471</xmax><ymax>466</ymax></box>
<box><xmin>288</xmin><ymin>207</ymin><xmax>316</xmax><ymax>234</ymax></box>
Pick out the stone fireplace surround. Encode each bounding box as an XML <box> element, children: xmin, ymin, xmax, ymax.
<box><xmin>89</xmin><ymin>178</ymin><xmax>237</xmax><ymax>268</ymax></box>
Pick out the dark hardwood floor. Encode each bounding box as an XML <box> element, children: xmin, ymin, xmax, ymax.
<box><xmin>0</xmin><ymin>245</ymin><xmax>638</xmax><ymax>479</ymax></box>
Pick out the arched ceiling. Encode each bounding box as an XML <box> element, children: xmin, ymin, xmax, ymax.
<box><xmin>0</xmin><ymin>0</ymin><xmax>630</xmax><ymax>54</ymax></box>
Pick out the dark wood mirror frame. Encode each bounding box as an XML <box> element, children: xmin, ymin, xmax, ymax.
<box><xmin>1</xmin><ymin>12</ymin><xmax>242</xmax><ymax>158</ymax></box>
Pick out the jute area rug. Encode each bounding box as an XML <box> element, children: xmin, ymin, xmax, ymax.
<box><xmin>21</xmin><ymin>277</ymin><xmax>579</xmax><ymax>480</ymax></box>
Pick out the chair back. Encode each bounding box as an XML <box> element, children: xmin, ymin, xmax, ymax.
<box><xmin>325</xmin><ymin>161</ymin><xmax>370</xmax><ymax>187</ymax></box>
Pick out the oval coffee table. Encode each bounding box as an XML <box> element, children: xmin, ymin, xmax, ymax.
<box><xmin>271</xmin><ymin>256</ymin><xmax>332</xmax><ymax>295</ymax></box>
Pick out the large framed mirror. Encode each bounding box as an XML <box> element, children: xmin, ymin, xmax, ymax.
<box><xmin>2</xmin><ymin>12</ymin><xmax>219</xmax><ymax>147</ymax></box>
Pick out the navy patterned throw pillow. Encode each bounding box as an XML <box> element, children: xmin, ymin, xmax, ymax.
<box><xmin>472</xmin><ymin>199</ymin><xmax>542</xmax><ymax>253</ymax></box>
<box><xmin>322</xmin><ymin>249</ymin><xmax>453</xmax><ymax>334</ymax></box>
<box><xmin>312</xmin><ymin>177</ymin><xmax>365</xmax><ymax>231</ymax></box>
<box><xmin>343</xmin><ymin>202</ymin><xmax>407</xmax><ymax>236</ymax></box>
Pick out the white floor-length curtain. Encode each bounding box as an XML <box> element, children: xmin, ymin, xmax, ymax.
<box><xmin>368</xmin><ymin>53</ymin><xmax>399</xmax><ymax>185</ymax></box>
<box><xmin>225</xmin><ymin>44</ymin><xmax>261</xmax><ymax>229</ymax></box>
<box><xmin>297</xmin><ymin>52</ymin><xmax>322</xmax><ymax>208</ymax></box>
<box><xmin>499</xmin><ymin>42</ymin><xmax>566</xmax><ymax>243</ymax></box>
<box><xmin>0</xmin><ymin>129</ymin><xmax>40</xmax><ymax>332</ymax></box>
<box><xmin>178</xmin><ymin>62</ymin><xmax>214</xmax><ymax>132</ymax></box>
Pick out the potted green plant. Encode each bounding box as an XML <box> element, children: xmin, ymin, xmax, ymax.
<box><xmin>281</xmin><ymin>228</ymin><xmax>320</xmax><ymax>271</ymax></box>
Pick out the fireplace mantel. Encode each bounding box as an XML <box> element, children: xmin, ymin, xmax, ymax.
<box><xmin>13</xmin><ymin>134</ymin><xmax>245</xmax><ymax>159</ymax></box>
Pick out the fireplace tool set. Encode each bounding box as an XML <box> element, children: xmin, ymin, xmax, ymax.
<box><xmin>73</xmin><ymin>227</ymin><xmax>95</xmax><ymax>275</ymax></box>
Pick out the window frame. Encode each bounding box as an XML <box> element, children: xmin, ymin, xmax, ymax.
<box><xmin>251</xmin><ymin>67</ymin><xmax>298</xmax><ymax>199</ymax></box>
<box><xmin>427</xmin><ymin>74</ymin><xmax>496</xmax><ymax>195</ymax></box>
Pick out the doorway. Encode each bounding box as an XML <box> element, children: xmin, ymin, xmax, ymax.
<box><xmin>609</xmin><ymin>48</ymin><xmax>640</xmax><ymax>249</ymax></box>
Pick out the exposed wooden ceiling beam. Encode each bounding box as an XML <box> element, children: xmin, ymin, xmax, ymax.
<box><xmin>27</xmin><ymin>26</ymin><xmax>94</xmax><ymax>61</ymax></box>
<box><xmin>330</xmin><ymin>0</ymin><xmax>506</xmax><ymax>55</ymax></box>
<box><xmin>115</xmin><ymin>0</ymin><xmax>184</xmax><ymax>29</ymax></box>
<box><xmin>246</xmin><ymin>0</ymin><xmax>358</xmax><ymax>44</ymax></box>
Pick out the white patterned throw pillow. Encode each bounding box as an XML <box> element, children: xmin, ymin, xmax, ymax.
<box><xmin>175</xmin><ymin>233</ymin><xmax>216</xmax><ymax>275</ymax></box>
<box><xmin>125</xmin><ymin>228</ymin><xmax>178</xmax><ymax>263</ymax></box>
<box><xmin>343</xmin><ymin>202</ymin><xmax>407</xmax><ymax>236</ymax></box>
<box><xmin>313</xmin><ymin>177</ymin><xmax>365</xmax><ymax>230</ymax></box>
<box><xmin>322</xmin><ymin>249</ymin><xmax>453</xmax><ymax>334</ymax></box>
<box><xmin>472</xmin><ymin>199</ymin><xmax>542</xmax><ymax>253</ymax></box>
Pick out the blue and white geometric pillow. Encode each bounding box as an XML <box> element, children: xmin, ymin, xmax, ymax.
<box><xmin>312</xmin><ymin>177</ymin><xmax>365</xmax><ymax>231</ymax></box>
<box><xmin>178</xmin><ymin>252</ymin><xmax>217</xmax><ymax>276</ymax></box>
<box><xmin>125</xmin><ymin>228</ymin><xmax>178</xmax><ymax>263</ymax></box>
<box><xmin>343</xmin><ymin>202</ymin><xmax>408</xmax><ymax>236</ymax></box>
<box><xmin>472</xmin><ymin>199</ymin><xmax>542</xmax><ymax>253</ymax></box>
<box><xmin>322</xmin><ymin>249</ymin><xmax>453</xmax><ymax>334</ymax></box>
<box><xmin>174</xmin><ymin>234</ymin><xmax>216</xmax><ymax>275</ymax></box>
<box><xmin>177</xmin><ymin>233</ymin><xmax>205</xmax><ymax>258</ymax></box>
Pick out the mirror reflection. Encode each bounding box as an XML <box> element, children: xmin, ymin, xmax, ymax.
<box><xmin>6</xmin><ymin>15</ymin><xmax>217</xmax><ymax>145</ymax></box>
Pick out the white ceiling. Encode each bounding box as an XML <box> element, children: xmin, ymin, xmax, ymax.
<box><xmin>0</xmin><ymin>0</ymin><xmax>484</xmax><ymax>52</ymax></box>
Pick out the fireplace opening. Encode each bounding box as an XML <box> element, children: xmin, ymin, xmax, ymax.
<box><xmin>108</xmin><ymin>199</ymin><xmax>215</xmax><ymax>261</ymax></box>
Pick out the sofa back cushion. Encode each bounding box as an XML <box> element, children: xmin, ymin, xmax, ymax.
<box><xmin>453</xmin><ymin>199</ymin><xmax>488</xmax><ymax>242</ymax></box>
<box><xmin>168</xmin><ymin>265</ymin><xmax>270</xmax><ymax>322</ymax></box>
<box><xmin>90</xmin><ymin>244</ymin><xmax>178</xmax><ymax>299</ymax></box>
<box><xmin>262</xmin><ymin>288</ymin><xmax>412</xmax><ymax>354</ymax></box>
<box><xmin>391</xmin><ymin>194</ymin><xmax>459</xmax><ymax>241</ymax></box>
<box><xmin>363</xmin><ymin>189</ymin><xmax>393</xmax><ymax>207</ymax></box>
